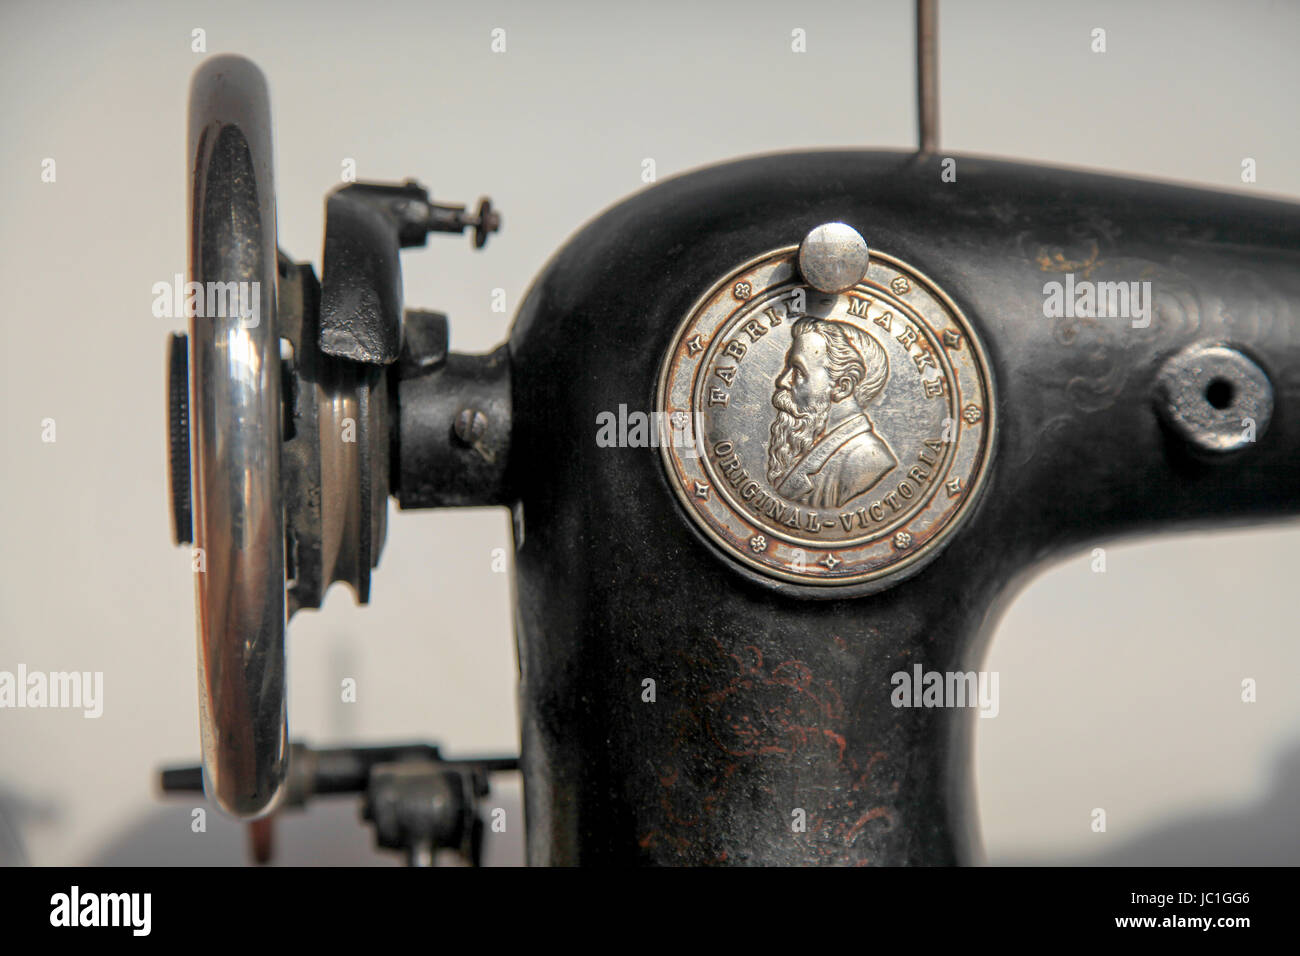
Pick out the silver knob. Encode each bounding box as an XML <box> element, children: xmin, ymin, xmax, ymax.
<box><xmin>798</xmin><ymin>222</ymin><xmax>871</xmax><ymax>294</ymax></box>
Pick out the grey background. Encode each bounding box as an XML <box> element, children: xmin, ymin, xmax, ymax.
<box><xmin>1</xmin><ymin>0</ymin><xmax>1297</xmax><ymax>865</ymax></box>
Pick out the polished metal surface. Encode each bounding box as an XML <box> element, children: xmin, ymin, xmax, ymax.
<box><xmin>798</xmin><ymin>222</ymin><xmax>871</xmax><ymax>294</ymax></box>
<box><xmin>187</xmin><ymin>55</ymin><xmax>287</xmax><ymax>817</ymax></box>
<box><xmin>658</xmin><ymin>244</ymin><xmax>994</xmax><ymax>590</ymax></box>
<box><xmin>1155</xmin><ymin>343</ymin><xmax>1274</xmax><ymax>453</ymax></box>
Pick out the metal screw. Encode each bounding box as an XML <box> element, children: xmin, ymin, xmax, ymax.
<box><xmin>455</xmin><ymin>408</ymin><xmax>488</xmax><ymax>444</ymax></box>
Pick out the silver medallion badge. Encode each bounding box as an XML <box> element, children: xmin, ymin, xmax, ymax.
<box><xmin>657</xmin><ymin>224</ymin><xmax>995</xmax><ymax>591</ymax></box>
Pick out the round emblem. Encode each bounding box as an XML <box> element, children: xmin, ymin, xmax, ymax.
<box><xmin>657</xmin><ymin>243</ymin><xmax>995</xmax><ymax>591</ymax></box>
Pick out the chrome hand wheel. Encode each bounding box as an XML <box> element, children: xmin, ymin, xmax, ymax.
<box><xmin>185</xmin><ymin>55</ymin><xmax>286</xmax><ymax>817</ymax></box>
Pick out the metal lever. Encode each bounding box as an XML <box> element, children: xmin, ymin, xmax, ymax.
<box><xmin>160</xmin><ymin>743</ymin><xmax>519</xmax><ymax>866</ymax></box>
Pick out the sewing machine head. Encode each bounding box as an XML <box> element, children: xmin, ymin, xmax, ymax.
<box><xmin>162</xmin><ymin>25</ymin><xmax>1299</xmax><ymax>864</ymax></box>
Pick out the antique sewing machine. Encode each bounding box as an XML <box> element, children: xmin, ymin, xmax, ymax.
<box><xmin>159</xmin><ymin>5</ymin><xmax>1299</xmax><ymax>865</ymax></box>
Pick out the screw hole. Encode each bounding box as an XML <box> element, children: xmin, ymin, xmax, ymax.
<box><xmin>1205</xmin><ymin>377</ymin><xmax>1235</xmax><ymax>410</ymax></box>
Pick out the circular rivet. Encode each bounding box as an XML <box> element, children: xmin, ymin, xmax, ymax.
<box><xmin>798</xmin><ymin>223</ymin><xmax>871</xmax><ymax>294</ymax></box>
<box><xmin>1154</xmin><ymin>344</ymin><xmax>1272</xmax><ymax>453</ymax></box>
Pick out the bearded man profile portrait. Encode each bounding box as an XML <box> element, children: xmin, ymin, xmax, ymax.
<box><xmin>767</xmin><ymin>316</ymin><xmax>897</xmax><ymax>509</ymax></box>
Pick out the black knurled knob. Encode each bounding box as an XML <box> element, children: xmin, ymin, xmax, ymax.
<box><xmin>167</xmin><ymin>332</ymin><xmax>193</xmax><ymax>545</ymax></box>
<box><xmin>473</xmin><ymin>197</ymin><xmax>500</xmax><ymax>249</ymax></box>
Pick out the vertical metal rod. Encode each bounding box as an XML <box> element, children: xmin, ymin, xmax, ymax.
<box><xmin>916</xmin><ymin>0</ymin><xmax>939</xmax><ymax>154</ymax></box>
